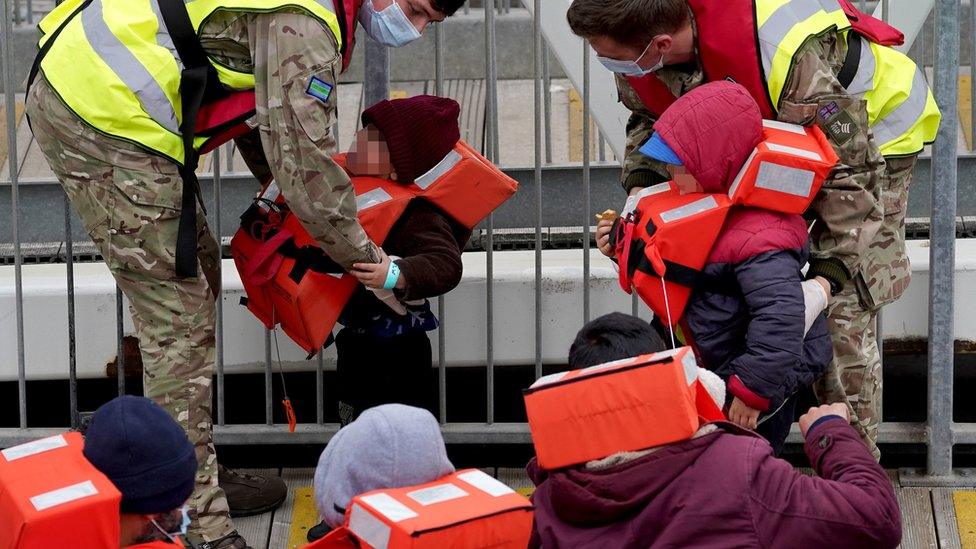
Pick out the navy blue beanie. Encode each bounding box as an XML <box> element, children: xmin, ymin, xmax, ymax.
<box><xmin>83</xmin><ymin>396</ymin><xmax>197</xmax><ymax>514</ymax></box>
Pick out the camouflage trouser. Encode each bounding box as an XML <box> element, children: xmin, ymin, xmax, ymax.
<box><xmin>27</xmin><ymin>76</ymin><xmax>233</xmax><ymax>541</ymax></box>
<box><xmin>815</xmin><ymin>155</ymin><xmax>918</xmax><ymax>461</ymax></box>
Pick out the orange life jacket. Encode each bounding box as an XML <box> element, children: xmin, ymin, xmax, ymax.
<box><xmin>622</xmin><ymin>0</ymin><xmax>903</xmax><ymax>119</ymax></box>
<box><xmin>613</xmin><ymin>121</ymin><xmax>836</xmax><ymax>327</ymax></box>
<box><xmin>339</xmin><ymin>469</ymin><xmax>533</xmax><ymax>549</ymax></box>
<box><xmin>230</xmin><ymin>140</ymin><xmax>518</xmax><ymax>356</ymax></box>
<box><xmin>0</xmin><ymin>432</ymin><xmax>122</xmax><ymax>549</ymax></box>
<box><xmin>523</xmin><ymin>347</ymin><xmax>726</xmax><ymax>470</ymax></box>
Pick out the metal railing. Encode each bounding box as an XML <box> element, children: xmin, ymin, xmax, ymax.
<box><xmin>1</xmin><ymin>0</ymin><xmax>974</xmax><ymax>485</ymax></box>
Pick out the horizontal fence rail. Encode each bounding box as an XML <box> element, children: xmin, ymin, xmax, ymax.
<box><xmin>1</xmin><ymin>0</ymin><xmax>974</xmax><ymax>486</ymax></box>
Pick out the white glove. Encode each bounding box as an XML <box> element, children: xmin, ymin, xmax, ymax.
<box><xmin>801</xmin><ymin>278</ymin><xmax>829</xmax><ymax>336</ymax></box>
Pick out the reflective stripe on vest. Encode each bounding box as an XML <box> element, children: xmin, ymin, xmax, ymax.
<box><xmin>843</xmin><ymin>34</ymin><xmax>940</xmax><ymax>156</ymax></box>
<box><xmin>37</xmin><ymin>0</ymin><xmax>343</xmax><ymax>164</ymax></box>
<box><xmin>756</xmin><ymin>0</ymin><xmax>851</xmax><ymax>110</ymax></box>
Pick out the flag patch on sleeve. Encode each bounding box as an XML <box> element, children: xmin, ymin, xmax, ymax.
<box><xmin>306</xmin><ymin>76</ymin><xmax>334</xmax><ymax>103</ymax></box>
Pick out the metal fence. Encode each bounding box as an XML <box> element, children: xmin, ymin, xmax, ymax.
<box><xmin>1</xmin><ymin>0</ymin><xmax>974</xmax><ymax>485</ymax></box>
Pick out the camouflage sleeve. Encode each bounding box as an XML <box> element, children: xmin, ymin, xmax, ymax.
<box><xmin>615</xmin><ymin>75</ymin><xmax>672</xmax><ymax>194</ymax></box>
<box><xmin>777</xmin><ymin>31</ymin><xmax>885</xmax><ymax>290</ymax></box>
<box><xmin>247</xmin><ymin>12</ymin><xmax>378</xmax><ymax>270</ymax></box>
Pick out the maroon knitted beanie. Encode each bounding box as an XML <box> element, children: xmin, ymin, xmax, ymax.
<box><xmin>361</xmin><ymin>95</ymin><xmax>461</xmax><ymax>183</ymax></box>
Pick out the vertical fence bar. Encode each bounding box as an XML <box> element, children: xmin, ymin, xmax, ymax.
<box><xmin>4</xmin><ymin>0</ymin><xmax>27</xmax><ymax>428</ymax></box>
<box><xmin>926</xmin><ymin>0</ymin><xmax>960</xmax><ymax>478</ymax></box>
<box><xmin>265</xmin><ymin>330</ymin><xmax>273</xmax><ymax>425</ymax></box>
<box><xmin>533</xmin><ymin>0</ymin><xmax>543</xmax><ymax>381</ymax></box>
<box><xmin>225</xmin><ymin>141</ymin><xmax>234</xmax><ymax>172</ymax></box>
<box><xmin>316</xmin><ymin>353</ymin><xmax>324</xmax><ymax>424</ymax></box>
<box><xmin>435</xmin><ymin>22</ymin><xmax>448</xmax><ymax>423</ymax></box>
<box><xmin>12</xmin><ymin>0</ymin><xmax>18</xmax><ymax>25</ymax></box>
<box><xmin>542</xmin><ymin>46</ymin><xmax>553</xmax><ymax>165</ymax></box>
<box><xmin>581</xmin><ymin>43</ymin><xmax>591</xmax><ymax>323</ymax></box>
<box><xmin>212</xmin><ymin>148</ymin><xmax>226</xmax><ymax>426</ymax></box>
<box><xmin>484</xmin><ymin>0</ymin><xmax>498</xmax><ymax>424</ymax></box>
<box><xmin>971</xmin><ymin>0</ymin><xmax>975</xmax><ymax>151</ymax></box>
<box><xmin>65</xmin><ymin>195</ymin><xmax>79</xmax><ymax>428</ymax></box>
<box><xmin>24</xmin><ymin>0</ymin><xmax>29</xmax><ymax>24</ymax></box>
<box><xmin>115</xmin><ymin>287</ymin><xmax>126</xmax><ymax>395</ymax></box>
<box><xmin>363</xmin><ymin>39</ymin><xmax>390</xmax><ymax>108</ymax></box>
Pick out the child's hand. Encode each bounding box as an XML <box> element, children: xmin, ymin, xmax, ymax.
<box><xmin>728</xmin><ymin>397</ymin><xmax>760</xmax><ymax>430</ymax></box>
<box><xmin>596</xmin><ymin>219</ymin><xmax>615</xmax><ymax>258</ymax></box>
<box><xmin>798</xmin><ymin>403</ymin><xmax>850</xmax><ymax>438</ymax></box>
<box><xmin>351</xmin><ymin>249</ymin><xmax>406</xmax><ymax>290</ymax></box>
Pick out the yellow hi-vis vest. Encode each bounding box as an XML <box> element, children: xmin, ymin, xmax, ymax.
<box><xmin>35</xmin><ymin>0</ymin><xmax>343</xmax><ymax>165</ymax></box>
<box><xmin>628</xmin><ymin>0</ymin><xmax>940</xmax><ymax>158</ymax></box>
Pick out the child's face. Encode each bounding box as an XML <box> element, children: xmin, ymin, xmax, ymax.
<box><xmin>346</xmin><ymin>126</ymin><xmax>396</xmax><ymax>179</ymax></box>
<box><xmin>667</xmin><ymin>164</ymin><xmax>703</xmax><ymax>194</ymax></box>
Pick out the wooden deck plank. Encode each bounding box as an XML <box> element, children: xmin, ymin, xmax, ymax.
<box><xmin>898</xmin><ymin>487</ymin><xmax>939</xmax><ymax>549</ymax></box>
<box><xmin>269</xmin><ymin>468</ymin><xmax>316</xmax><ymax>549</ymax></box>
<box><xmin>931</xmin><ymin>489</ymin><xmax>962</xmax><ymax>549</ymax></box>
<box><xmin>233</xmin><ymin>468</ymin><xmax>279</xmax><ymax>549</ymax></box>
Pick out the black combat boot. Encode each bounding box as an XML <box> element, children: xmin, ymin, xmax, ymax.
<box><xmin>218</xmin><ymin>465</ymin><xmax>287</xmax><ymax>517</ymax></box>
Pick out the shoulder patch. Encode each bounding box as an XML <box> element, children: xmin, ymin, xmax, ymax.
<box><xmin>306</xmin><ymin>76</ymin><xmax>334</xmax><ymax>104</ymax></box>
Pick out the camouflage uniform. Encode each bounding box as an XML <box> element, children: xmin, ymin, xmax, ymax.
<box><xmin>27</xmin><ymin>11</ymin><xmax>374</xmax><ymax>541</ymax></box>
<box><xmin>617</xmin><ymin>30</ymin><xmax>916</xmax><ymax>460</ymax></box>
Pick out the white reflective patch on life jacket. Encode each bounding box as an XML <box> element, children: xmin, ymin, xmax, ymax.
<box><xmin>727</xmin><ymin>148</ymin><xmax>759</xmax><ymax>199</ymax></box>
<box><xmin>2</xmin><ymin>434</ymin><xmax>68</xmax><ymax>461</ymax></box>
<box><xmin>659</xmin><ymin>196</ymin><xmax>720</xmax><ymax>223</ymax></box>
<box><xmin>765</xmin><ymin>142</ymin><xmax>823</xmax><ymax>162</ymax></box>
<box><xmin>623</xmin><ymin>182</ymin><xmax>673</xmax><ymax>217</ymax></box>
<box><xmin>754</xmin><ymin>161</ymin><xmax>816</xmax><ymax>197</ymax></box>
<box><xmin>407</xmin><ymin>483</ymin><xmax>468</xmax><ymax>506</ymax></box>
<box><xmin>258</xmin><ymin>181</ymin><xmax>281</xmax><ymax>210</ymax></box>
<box><xmin>762</xmin><ymin>119</ymin><xmax>807</xmax><ymax>135</ymax></box>
<box><xmin>30</xmin><ymin>480</ymin><xmax>98</xmax><ymax>511</ymax></box>
<box><xmin>531</xmin><ymin>371</ymin><xmax>570</xmax><ymax>388</ymax></box>
<box><xmin>681</xmin><ymin>349</ymin><xmax>698</xmax><ymax>384</ymax></box>
<box><xmin>349</xmin><ymin>503</ymin><xmax>392</xmax><ymax>549</ymax></box>
<box><xmin>356</xmin><ymin>188</ymin><xmax>394</xmax><ymax>211</ymax></box>
<box><xmin>414</xmin><ymin>150</ymin><xmax>462</xmax><ymax>190</ymax></box>
<box><xmin>360</xmin><ymin>493</ymin><xmax>419</xmax><ymax>522</ymax></box>
<box><xmin>457</xmin><ymin>470</ymin><xmax>516</xmax><ymax>497</ymax></box>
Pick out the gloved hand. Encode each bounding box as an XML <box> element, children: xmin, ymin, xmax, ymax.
<box><xmin>801</xmin><ymin>277</ymin><xmax>830</xmax><ymax>336</ymax></box>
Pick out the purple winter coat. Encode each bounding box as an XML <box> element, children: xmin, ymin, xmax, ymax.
<box><xmin>527</xmin><ymin>419</ymin><xmax>901</xmax><ymax>549</ymax></box>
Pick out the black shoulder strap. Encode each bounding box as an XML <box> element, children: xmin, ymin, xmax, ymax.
<box><xmin>838</xmin><ymin>31</ymin><xmax>862</xmax><ymax>89</ymax></box>
<box><xmin>157</xmin><ymin>0</ymin><xmax>230</xmax><ymax>277</ymax></box>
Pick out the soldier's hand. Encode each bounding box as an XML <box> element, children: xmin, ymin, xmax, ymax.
<box><xmin>728</xmin><ymin>397</ymin><xmax>760</xmax><ymax>430</ymax></box>
<box><xmin>596</xmin><ymin>219</ymin><xmax>615</xmax><ymax>258</ymax></box>
<box><xmin>799</xmin><ymin>403</ymin><xmax>850</xmax><ymax>438</ymax></box>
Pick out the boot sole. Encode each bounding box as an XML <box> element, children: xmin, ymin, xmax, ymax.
<box><xmin>229</xmin><ymin>493</ymin><xmax>287</xmax><ymax>518</ymax></box>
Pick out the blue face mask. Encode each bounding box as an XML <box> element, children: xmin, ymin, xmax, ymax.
<box><xmin>359</xmin><ymin>0</ymin><xmax>422</xmax><ymax>47</ymax></box>
<box><xmin>151</xmin><ymin>506</ymin><xmax>191</xmax><ymax>542</ymax></box>
<box><xmin>596</xmin><ymin>37</ymin><xmax>665</xmax><ymax>76</ymax></box>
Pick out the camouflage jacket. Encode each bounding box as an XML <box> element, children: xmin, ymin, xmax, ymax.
<box><xmin>198</xmin><ymin>10</ymin><xmax>376</xmax><ymax>269</ymax></box>
<box><xmin>617</xmin><ymin>30</ymin><xmax>886</xmax><ymax>287</ymax></box>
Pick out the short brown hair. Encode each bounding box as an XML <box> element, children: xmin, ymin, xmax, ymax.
<box><xmin>566</xmin><ymin>0</ymin><xmax>689</xmax><ymax>49</ymax></box>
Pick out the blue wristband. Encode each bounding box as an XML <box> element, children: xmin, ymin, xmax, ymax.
<box><xmin>383</xmin><ymin>261</ymin><xmax>401</xmax><ymax>290</ymax></box>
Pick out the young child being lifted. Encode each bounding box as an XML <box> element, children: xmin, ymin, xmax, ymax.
<box><xmin>596</xmin><ymin>82</ymin><xmax>833</xmax><ymax>454</ymax></box>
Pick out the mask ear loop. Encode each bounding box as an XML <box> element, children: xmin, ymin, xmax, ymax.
<box><xmin>660</xmin><ymin>276</ymin><xmax>676</xmax><ymax>349</ymax></box>
<box><xmin>150</xmin><ymin>518</ymin><xmax>199</xmax><ymax>549</ymax></box>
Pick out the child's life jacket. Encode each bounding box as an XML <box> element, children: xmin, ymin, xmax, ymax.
<box><xmin>327</xmin><ymin>469</ymin><xmax>533</xmax><ymax>549</ymax></box>
<box><xmin>523</xmin><ymin>347</ymin><xmax>726</xmax><ymax>470</ymax></box>
<box><xmin>0</xmin><ymin>432</ymin><xmax>122</xmax><ymax>549</ymax></box>
<box><xmin>612</xmin><ymin>121</ymin><xmax>837</xmax><ymax>327</ymax></box>
<box><xmin>230</xmin><ymin>140</ymin><xmax>518</xmax><ymax>356</ymax></box>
